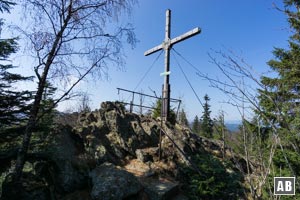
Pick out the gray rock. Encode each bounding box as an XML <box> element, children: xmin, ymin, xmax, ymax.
<box><xmin>26</xmin><ymin>125</ymin><xmax>88</xmax><ymax>193</ymax></box>
<box><xmin>44</xmin><ymin>126</ymin><xmax>87</xmax><ymax>193</ymax></box>
<box><xmin>135</xmin><ymin>147</ymin><xmax>159</xmax><ymax>163</ymax></box>
<box><xmin>89</xmin><ymin>163</ymin><xmax>142</xmax><ymax>200</ymax></box>
<box><xmin>77</xmin><ymin>102</ymin><xmax>159</xmax><ymax>164</ymax></box>
<box><xmin>139</xmin><ymin>176</ymin><xmax>179</xmax><ymax>200</ymax></box>
<box><xmin>0</xmin><ymin>101</ymin><xmax>248</xmax><ymax>199</ymax></box>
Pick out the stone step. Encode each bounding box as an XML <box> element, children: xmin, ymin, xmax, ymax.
<box><xmin>139</xmin><ymin>176</ymin><xmax>179</xmax><ymax>200</ymax></box>
<box><xmin>123</xmin><ymin>159</ymin><xmax>155</xmax><ymax>177</ymax></box>
<box><xmin>123</xmin><ymin>159</ymin><xmax>181</xmax><ymax>200</ymax></box>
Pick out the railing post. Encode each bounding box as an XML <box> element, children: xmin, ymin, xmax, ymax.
<box><xmin>130</xmin><ymin>93</ymin><xmax>134</xmax><ymax>113</ymax></box>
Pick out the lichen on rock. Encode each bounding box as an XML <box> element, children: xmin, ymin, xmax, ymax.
<box><xmin>0</xmin><ymin>101</ymin><xmax>246</xmax><ymax>199</ymax></box>
<box><xmin>89</xmin><ymin>162</ymin><xmax>142</xmax><ymax>200</ymax></box>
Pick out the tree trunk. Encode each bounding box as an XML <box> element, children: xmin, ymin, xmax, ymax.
<box><xmin>13</xmin><ymin>4</ymin><xmax>72</xmax><ymax>181</ymax></box>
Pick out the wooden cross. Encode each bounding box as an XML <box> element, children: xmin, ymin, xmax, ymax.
<box><xmin>144</xmin><ymin>9</ymin><xmax>201</xmax><ymax>122</ymax></box>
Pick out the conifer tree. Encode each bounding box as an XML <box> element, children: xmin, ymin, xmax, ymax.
<box><xmin>152</xmin><ymin>99</ymin><xmax>162</xmax><ymax>119</ymax></box>
<box><xmin>152</xmin><ymin>99</ymin><xmax>176</xmax><ymax>124</ymax></box>
<box><xmin>201</xmin><ymin>94</ymin><xmax>213</xmax><ymax>138</ymax></box>
<box><xmin>36</xmin><ymin>82</ymin><xmax>57</xmax><ymax>134</ymax></box>
<box><xmin>257</xmin><ymin>1</ymin><xmax>300</xmax><ymax>194</ymax></box>
<box><xmin>0</xmin><ymin>1</ymin><xmax>33</xmax><ymax>130</ymax></box>
<box><xmin>258</xmin><ymin>1</ymin><xmax>300</xmax><ymax>137</ymax></box>
<box><xmin>178</xmin><ymin>108</ymin><xmax>189</xmax><ymax>126</ymax></box>
<box><xmin>213</xmin><ymin>111</ymin><xmax>226</xmax><ymax>140</ymax></box>
<box><xmin>192</xmin><ymin>115</ymin><xmax>201</xmax><ymax>134</ymax></box>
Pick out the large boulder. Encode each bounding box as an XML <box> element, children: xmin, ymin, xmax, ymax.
<box><xmin>77</xmin><ymin>102</ymin><xmax>160</xmax><ymax>164</ymax></box>
<box><xmin>89</xmin><ymin>162</ymin><xmax>142</xmax><ymax>200</ymax></box>
<box><xmin>29</xmin><ymin>125</ymin><xmax>89</xmax><ymax>193</ymax></box>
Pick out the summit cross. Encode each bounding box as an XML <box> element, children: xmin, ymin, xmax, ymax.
<box><xmin>144</xmin><ymin>9</ymin><xmax>201</xmax><ymax>122</ymax></box>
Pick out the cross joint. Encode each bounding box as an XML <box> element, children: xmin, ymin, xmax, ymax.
<box><xmin>163</xmin><ymin>39</ymin><xmax>171</xmax><ymax>50</ymax></box>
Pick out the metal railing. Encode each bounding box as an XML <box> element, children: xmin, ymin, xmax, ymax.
<box><xmin>117</xmin><ymin>87</ymin><xmax>181</xmax><ymax>116</ymax></box>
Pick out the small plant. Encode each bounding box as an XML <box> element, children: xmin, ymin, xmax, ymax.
<box><xmin>183</xmin><ymin>154</ymin><xmax>244</xmax><ymax>199</ymax></box>
<box><xmin>152</xmin><ymin>99</ymin><xmax>176</xmax><ymax>124</ymax></box>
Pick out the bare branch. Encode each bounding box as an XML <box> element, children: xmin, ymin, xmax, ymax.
<box><xmin>28</xmin><ymin>0</ymin><xmax>58</xmax><ymax>35</ymax></box>
<box><xmin>13</xmin><ymin>0</ymin><xmax>137</xmax><ymax>182</ymax></box>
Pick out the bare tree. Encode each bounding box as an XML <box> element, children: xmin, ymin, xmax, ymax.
<box><xmin>13</xmin><ymin>0</ymin><xmax>137</xmax><ymax>181</ymax></box>
<box><xmin>200</xmin><ymin>50</ymin><xmax>298</xmax><ymax>199</ymax></box>
<box><xmin>77</xmin><ymin>92</ymin><xmax>91</xmax><ymax>113</ymax></box>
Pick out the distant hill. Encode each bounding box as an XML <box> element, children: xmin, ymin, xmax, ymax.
<box><xmin>225</xmin><ymin>123</ymin><xmax>240</xmax><ymax>132</ymax></box>
<box><xmin>187</xmin><ymin>121</ymin><xmax>241</xmax><ymax>132</ymax></box>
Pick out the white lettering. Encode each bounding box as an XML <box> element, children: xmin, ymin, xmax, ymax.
<box><xmin>286</xmin><ymin>181</ymin><xmax>292</xmax><ymax>191</ymax></box>
<box><xmin>277</xmin><ymin>181</ymin><xmax>284</xmax><ymax>191</ymax></box>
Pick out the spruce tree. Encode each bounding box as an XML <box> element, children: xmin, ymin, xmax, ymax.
<box><xmin>258</xmin><ymin>1</ymin><xmax>300</xmax><ymax>137</ymax></box>
<box><xmin>0</xmin><ymin>1</ymin><xmax>33</xmax><ymax>130</ymax></box>
<box><xmin>152</xmin><ymin>99</ymin><xmax>176</xmax><ymax>124</ymax></box>
<box><xmin>257</xmin><ymin>1</ymin><xmax>300</xmax><ymax>195</ymax></box>
<box><xmin>152</xmin><ymin>99</ymin><xmax>162</xmax><ymax>119</ymax></box>
<box><xmin>192</xmin><ymin>115</ymin><xmax>201</xmax><ymax>134</ymax></box>
<box><xmin>178</xmin><ymin>108</ymin><xmax>189</xmax><ymax>126</ymax></box>
<box><xmin>201</xmin><ymin>94</ymin><xmax>213</xmax><ymax>138</ymax></box>
<box><xmin>36</xmin><ymin>82</ymin><xmax>57</xmax><ymax>134</ymax></box>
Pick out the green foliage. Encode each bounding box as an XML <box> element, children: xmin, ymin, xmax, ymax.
<box><xmin>178</xmin><ymin>108</ymin><xmax>189</xmax><ymax>126</ymax></box>
<box><xmin>260</xmin><ymin>148</ymin><xmax>300</xmax><ymax>199</ymax></box>
<box><xmin>152</xmin><ymin>99</ymin><xmax>176</xmax><ymax>124</ymax></box>
<box><xmin>183</xmin><ymin>154</ymin><xmax>244</xmax><ymax>199</ymax></box>
<box><xmin>192</xmin><ymin>115</ymin><xmax>201</xmax><ymax>134</ymax></box>
<box><xmin>212</xmin><ymin>111</ymin><xmax>226</xmax><ymax>140</ymax></box>
<box><xmin>200</xmin><ymin>94</ymin><xmax>213</xmax><ymax>138</ymax></box>
<box><xmin>0</xmin><ymin>38</ymin><xmax>17</xmax><ymax>58</ymax></box>
<box><xmin>256</xmin><ymin>2</ymin><xmax>300</xmax><ymax>198</ymax></box>
<box><xmin>257</xmin><ymin>1</ymin><xmax>300</xmax><ymax>134</ymax></box>
<box><xmin>0</xmin><ymin>1</ymin><xmax>33</xmax><ymax>130</ymax></box>
<box><xmin>152</xmin><ymin>99</ymin><xmax>162</xmax><ymax>119</ymax></box>
<box><xmin>36</xmin><ymin>82</ymin><xmax>58</xmax><ymax>134</ymax></box>
<box><xmin>0</xmin><ymin>84</ymin><xmax>33</xmax><ymax>128</ymax></box>
<box><xmin>273</xmin><ymin>149</ymin><xmax>300</xmax><ymax>175</ymax></box>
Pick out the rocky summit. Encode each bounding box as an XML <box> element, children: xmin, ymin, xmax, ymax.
<box><xmin>0</xmin><ymin>101</ymin><xmax>247</xmax><ymax>199</ymax></box>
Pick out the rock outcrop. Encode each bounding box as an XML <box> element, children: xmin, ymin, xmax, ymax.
<box><xmin>0</xmin><ymin>101</ymin><xmax>246</xmax><ymax>199</ymax></box>
<box><xmin>77</xmin><ymin>102</ymin><xmax>160</xmax><ymax>166</ymax></box>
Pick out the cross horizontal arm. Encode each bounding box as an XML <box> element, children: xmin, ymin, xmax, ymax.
<box><xmin>170</xmin><ymin>27</ymin><xmax>201</xmax><ymax>46</ymax></box>
<box><xmin>144</xmin><ymin>44</ymin><xmax>163</xmax><ymax>56</ymax></box>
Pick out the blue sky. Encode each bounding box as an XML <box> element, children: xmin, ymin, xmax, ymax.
<box><xmin>3</xmin><ymin>0</ymin><xmax>291</xmax><ymax>122</ymax></box>
<box><xmin>90</xmin><ymin>0</ymin><xmax>289</xmax><ymax>122</ymax></box>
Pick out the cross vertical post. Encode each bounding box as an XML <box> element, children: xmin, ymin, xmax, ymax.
<box><xmin>163</xmin><ymin>9</ymin><xmax>171</xmax><ymax>122</ymax></box>
<box><xmin>144</xmin><ymin>9</ymin><xmax>201</xmax><ymax>122</ymax></box>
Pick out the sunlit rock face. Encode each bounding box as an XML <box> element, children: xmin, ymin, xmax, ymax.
<box><xmin>1</xmin><ymin>101</ymin><xmax>246</xmax><ymax>200</ymax></box>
